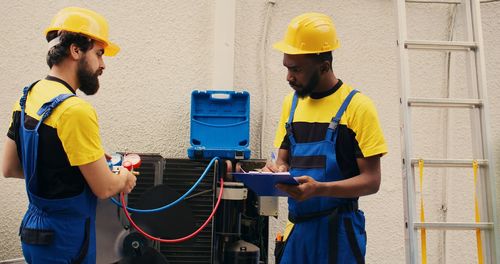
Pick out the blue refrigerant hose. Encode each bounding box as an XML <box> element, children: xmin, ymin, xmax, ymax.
<box><xmin>110</xmin><ymin>157</ymin><xmax>220</xmax><ymax>213</ymax></box>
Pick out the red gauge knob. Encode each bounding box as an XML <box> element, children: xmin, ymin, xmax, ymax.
<box><xmin>123</xmin><ymin>154</ymin><xmax>141</xmax><ymax>169</ymax></box>
<box><xmin>122</xmin><ymin>160</ymin><xmax>133</xmax><ymax>171</ymax></box>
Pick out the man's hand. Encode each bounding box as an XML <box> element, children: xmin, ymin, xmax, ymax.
<box><xmin>276</xmin><ymin>176</ymin><xmax>320</xmax><ymax>202</ymax></box>
<box><xmin>262</xmin><ymin>148</ymin><xmax>289</xmax><ymax>172</ymax></box>
<box><xmin>262</xmin><ymin>161</ymin><xmax>288</xmax><ymax>173</ymax></box>
<box><xmin>118</xmin><ymin>167</ymin><xmax>137</xmax><ymax>194</ymax></box>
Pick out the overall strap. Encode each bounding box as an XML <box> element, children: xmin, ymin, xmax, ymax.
<box><xmin>19</xmin><ymin>81</ymin><xmax>41</xmax><ymax>191</ymax></box>
<box><xmin>35</xmin><ymin>93</ymin><xmax>75</xmax><ymax>130</ymax></box>
<box><xmin>285</xmin><ymin>93</ymin><xmax>299</xmax><ymax>145</ymax></box>
<box><xmin>19</xmin><ymin>88</ymin><xmax>75</xmax><ymax>192</ymax></box>
<box><xmin>325</xmin><ymin>90</ymin><xmax>359</xmax><ymax>141</ymax></box>
<box><xmin>19</xmin><ymin>80</ymin><xmax>40</xmax><ymax>114</ymax></box>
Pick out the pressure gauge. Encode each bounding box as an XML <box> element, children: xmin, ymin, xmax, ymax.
<box><xmin>108</xmin><ymin>153</ymin><xmax>123</xmax><ymax>172</ymax></box>
<box><xmin>110</xmin><ymin>153</ymin><xmax>123</xmax><ymax>166</ymax></box>
<box><xmin>123</xmin><ymin>153</ymin><xmax>142</xmax><ymax>170</ymax></box>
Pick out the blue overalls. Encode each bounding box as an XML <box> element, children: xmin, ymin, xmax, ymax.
<box><xmin>279</xmin><ymin>90</ymin><xmax>366</xmax><ymax>264</ymax></box>
<box><xmin>18</xmin><ymin>82</ymin><xmax>97</xmax><ymax>264</ymax></box>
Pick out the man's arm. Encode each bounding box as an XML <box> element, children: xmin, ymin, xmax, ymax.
<box><xmin>2</xmin><ymin>137</ymin><xmax>24</xmax><ymax>179</ymax></box>
<box><xmin>277</xmin><ymin>154</ymin><xmax>381</xmax><ymax>202</ymax></box>
<box><xmin>79</xmin><ymin>156</ymin><xmax>136</xmax><ymax>199</ymax></box>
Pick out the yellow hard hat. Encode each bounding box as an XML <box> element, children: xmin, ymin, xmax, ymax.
<box><xmin>273</xmin><ymin>12</ymin><xmax>340</xmax><ymax>55</ymax></box>
<box><xmin>44</xmin><ymin>7</ymin><xmax>119</xmax><ymax>56</ymax></box>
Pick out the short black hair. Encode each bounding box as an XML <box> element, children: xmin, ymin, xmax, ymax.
<box><xmin>307</xmin><ymin>51</ymin><xmax>333</xmax><ymax>69</ymax></box>
<box><xmin>46</xmin><ymin>31</ymin><xmax>94</xmax><ymax>68</ymax></box>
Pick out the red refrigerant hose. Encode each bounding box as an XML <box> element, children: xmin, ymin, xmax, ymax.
<box><xmin>120</xmin><ymin>178</ymin><xmax>224</xmax><ymax>243</ymax></box>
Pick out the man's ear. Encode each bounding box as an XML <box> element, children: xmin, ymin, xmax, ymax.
<box><xmin>320</xmin><ymin>61</ymin><xmax>331</xmax><ymax>73</ymax></box>
<box><xmin>69</xmin><ymin>44</ymin><xmax>81</xmax><ymax>60</ymax></box>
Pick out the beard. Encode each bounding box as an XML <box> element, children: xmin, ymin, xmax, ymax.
<box><xmin>291</xmin><ymin>70</ymin><xmax>320</xmax><ymax>98</ymax></box>
<box><xmin>77</xmin><ymin>57</ymin><xmax>101</xmax><ymax>95</ymax></box>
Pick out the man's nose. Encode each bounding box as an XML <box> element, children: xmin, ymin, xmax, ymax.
<box><xmin>287</xmin><ymin>71</ymin><xmax>295</xmax><ymax>83</ymax></box>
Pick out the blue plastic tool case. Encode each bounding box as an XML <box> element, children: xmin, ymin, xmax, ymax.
<box><xmin>188</xmin><ymin>90</ymin><xmax>251</xmax><ymax>160</ymax></box>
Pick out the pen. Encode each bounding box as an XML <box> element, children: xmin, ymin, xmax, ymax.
<box><xmin>270</xmin><ymin>151</ymin><xmax>277</xmax><ymax>164</ymax></box>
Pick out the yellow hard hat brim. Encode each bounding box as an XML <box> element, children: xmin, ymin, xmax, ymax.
<box><xmin>104</xmin><ymin>41</ymin><xmax>120</xmax><ymax>56</ymax></box>
<box><xmin>44</xmin><ymin>29</ymin><xmax>120</xmax><ymax>57</ymax></box>
<box><xmin>272</xmin><ymin>41</ymin><xmax>308</xmax><ymax>55</ymax></box>
<box><xmin>272</xmin><ymin>41</ymin><xmax>339</xmax><ymax>55</ymax></box>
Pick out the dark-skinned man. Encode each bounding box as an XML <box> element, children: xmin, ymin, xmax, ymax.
<box><xmin>267</xmin><ymin>13</ymin><xmax>387</xmax><ymax>264</ymax></box>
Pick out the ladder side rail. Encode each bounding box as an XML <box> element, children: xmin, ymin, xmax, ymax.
<box><xmin>395</xmin><ymin>0</ymin><xmax>419</xmax><ymax>263</ymax></box>
<box><xmin>462</xmin><ymin>1</ymin><xmax>493</xmax><ymax>262</ymax></box>
<box><xmin>464</xmin><ymin>1</ymin><xmax>493</xmax><ymax>262</ymax></box>
<box><xmin>470</xmin><ymin>0</ymin><xmax>500</xmax><ymax>262</ymax></box>
<box><xmin>459</xmin><ymin>0</ymin><xmax>497</xmax><ymax>262</ymax></box>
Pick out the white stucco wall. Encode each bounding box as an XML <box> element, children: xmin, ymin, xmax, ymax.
<box><xmin>1</xmin><ymin>1</ymin><xmax>499</xmax><ymax>263</ymax></box>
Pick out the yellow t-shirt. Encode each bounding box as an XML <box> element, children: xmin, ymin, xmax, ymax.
<box><xmin>273</xmin><ymin>80</ymin><xmax>387</xmax><ymax>178</ymax></box>
<box><xmin>7</xmin><ymin>76</ymin><xmax>104</xmax><ymax>198</ymax></box>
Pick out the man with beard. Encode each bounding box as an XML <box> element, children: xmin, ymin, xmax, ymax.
<box><xmin>1</xmin><ymin>7</ymin><xmax>136</xmax><ymax>263</ymax></box>
<box><xmin>267</xmin><ymin>13</ymin><xmax>387</xmax><ymax>264</ymax></box>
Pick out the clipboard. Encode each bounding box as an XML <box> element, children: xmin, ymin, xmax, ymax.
<box><xmin>232</xmin><ymin>172</ymin><xmax>298</xmax><ymax>196</ymax></box>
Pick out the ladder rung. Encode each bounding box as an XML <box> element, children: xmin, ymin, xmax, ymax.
<box><xmin>406</xmin><ymin>0</ymin><xmax>461</xmax><ymax>3</ymax></box>
<box><xmin>410</xmin><ymin>158</ymin><xmax>488</xmax><ymax>167</ymax></box>
<box><xmin>414</xmin><ymin>222</ymin><xmax>493</xmax><ymax>230</ymax></box>
<box><xmin>407</xmin><ymin>97</ymin><xmax>482</xmax><ymax>108</ymax></box>
<box><xmin>404</xmin><ymin>40</ymin><xmax>477</xmax><ymax>50</ymax></box>
<box><xmin>406</xmin><ymin>0</ymin><xmax>500</xmax><ymax>3</ymax></box>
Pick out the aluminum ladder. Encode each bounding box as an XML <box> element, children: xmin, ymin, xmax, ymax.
<box><xmin>395</xmin><ymin>0</ymin><xmax>499</xmax><ymax>263</ymax></box>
